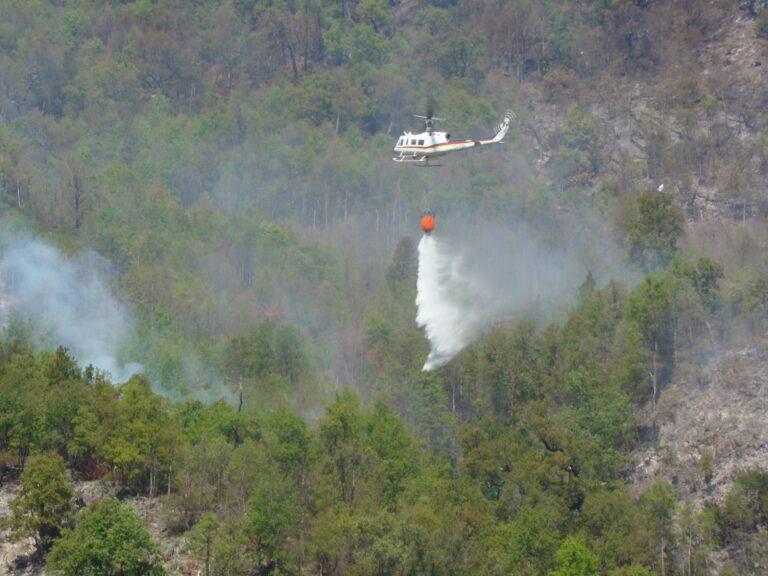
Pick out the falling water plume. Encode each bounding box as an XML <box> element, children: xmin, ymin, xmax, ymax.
<box><xmin>415</xmin><ymin>235</ymin><xmax>491</xmax><ymax>371</ymax></box>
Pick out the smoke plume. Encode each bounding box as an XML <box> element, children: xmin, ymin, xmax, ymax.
<box><xmin>0</xmin><ymin>236</ymin><xmax>142</xmax><ymax>382</ymax></box>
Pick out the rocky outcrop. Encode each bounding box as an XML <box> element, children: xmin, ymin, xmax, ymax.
<box><xmin>632</xmin><ymin>342</ymin><xmax>768</xmax><ymax>504</ymax></box>
<box><xmin>0</xmin><ymin>485</ymin><xmax>40</xmax><ymax>576</ymax></box>
<box><xmin>0</xmin><ymin>480</ymin><xmax>193</xmax><ymax>576</ymax></box>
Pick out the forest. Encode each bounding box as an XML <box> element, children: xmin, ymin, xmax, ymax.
<box><xmin>2</xmin><ymin>0</ymin><xmax>768</xmax><ymax>574</ymax></box>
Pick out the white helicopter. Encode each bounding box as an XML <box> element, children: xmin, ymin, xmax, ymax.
<box><xmin>393</xmin><ymin>105</ymin><xmax>513</xmax><ymax>166</ymax></box>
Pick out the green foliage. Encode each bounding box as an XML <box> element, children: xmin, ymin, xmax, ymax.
<box><xmin>551</xmin><ymin>536</ymin><xmax>598</xmax><ymax>576</ymax></box>
<box><xmin>0</xmin><ymin>348</ymin><xmax>45</xmax><ymax>465</ymax></box>
<box><xmin>721</xmin><ymin>469</ymin><xmax>768</xmax><ymax>533</ymax></box>
<box><xmin>498</xmin><ymin>501</ymin><xmax>565</xmax><ymax>575</ymax></box>
<box><xmin>104</xmin><ymin>375</ymin><xmax>172</xmax><ymax>496</ymax></box>
<box><xmin>640</xmin><ymin>481</ymin><xmax>677</xmax><ymax>575</ymax></box>
<box><xmin>9</xmin><ymin>452</ymin><xmax>74</xmax><ymax>557</ymax></box>
<box><xmin>676</xmin><ymin>499</ymin><xmax>718</xmax><ymax>576</ymax></box>
<box><xmin>385</xmin><ymin>237</ymin><xmax>416</xmax><ymax>295</ymax></box>
<box><xmin>367</xmin><ymin>402</ymin><xmax>419</xmax><ymax>509</ymax></box>
<box><xmin>622</xmin><ymin>275</ymin><xmax>675</xmax><ymax>403</ymax></box>
<box><xmin>581</xmin><ymin>488</ymin><xmax>653</xmax><ymax>571</ymax></box>
<box><xmin>608</xmin><ymin>567</ymin><xmax>653</xmax><ymax>576</ymax></box>
<box><xmin>262</xmin><ymin>407</ymin><xmax>311</xmax><ymax>475</ymax></box>
<box><xmin>45</xmin><ymin>346</ymin><xmax>81</xmax><ymax>384</ymax></box>
<box><xmin>169</xmin><ymin>434</ymin><xmax>234</xmax><ymax>530</ymax></box>
<box><xmin>552</xmin><ymin>105</ymin><xmax>599</xmax><ymax>188</ymax></box>
<box><xmin>691</xmin><ymin>256</ymin><xmax>724</xmax><ymax>313</ymax></box>
<box><xmin>240</xmin><ymin>470</ymin><xmax>300</xmax><ymax>573</ymax></box>
<box><xmin>2</xmin><ymin>1</ymin><xmax>768</xmax><ymax>574</ymax></box>
<box><xmin>222</xmin><ymin>320</ymin><xmax>311</xmax><ymax>394</ymax></box>
<box><xmin>1</xmin><ymin>338</ymin><xmax>767</xmax><ymax>575</ymax></box>
<box><xmin>185</xmin><ymin>513</ymin><xmax>218</xmax><ymax>576</ymax></box>
<box><xmin>318</xmin><ymin>389</ymin><xmax>366</xmax><ymax>508</ymax></box>
<box><xmin>626</xmin><ymin>193</ymin><xmax>684</xmax><ymax>272</ymax></box>
<box><xmin>46</xmin><ymin>496</ymin><xmax>163</xmax><ymax>576</ymax></box>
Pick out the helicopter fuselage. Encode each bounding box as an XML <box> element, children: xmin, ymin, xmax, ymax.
<box><xmin>392</xmin><ymin>110</ymin><xmax>512</xmax><ymax>164</ymax></box>
<box><xmin>392</xmin><ymin>131</ymin><xmax>483</xmax><ymax>162</ymax></box>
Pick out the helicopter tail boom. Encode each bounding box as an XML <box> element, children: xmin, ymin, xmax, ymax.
<box><xmin>487</xmin><ymin>109</ymin><xmax>514</xmax><ymax>144</ymax></box>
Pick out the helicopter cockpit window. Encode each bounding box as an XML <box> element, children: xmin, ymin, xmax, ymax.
<box><xmin>418</xmin><ymin>139</ymin><xmax>424</xmax><ymax>145</ymax></box>
<box><xmin>410</xmin><ymin>139</ymin><xmax>416</xmax><ymax>145</ymax></box>
<box><xmin>398</xmin><ymin>138</ymin><xmax>403</xmax><ymax>146</ymax></box>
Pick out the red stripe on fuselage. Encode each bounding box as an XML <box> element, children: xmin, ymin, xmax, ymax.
<box><xmin>396</xmin><ymin>139</ymin><xmax>491</xmax><ymax>152</ymax></box>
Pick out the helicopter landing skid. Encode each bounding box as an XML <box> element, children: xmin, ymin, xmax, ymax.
<box><xmin>393</xmin><ymin>155</ymin><xmax>442</xmax><ymax>167</ymax></box>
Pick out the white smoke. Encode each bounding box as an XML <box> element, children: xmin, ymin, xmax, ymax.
<box><xmin>0</xmin><ymin>236</ymin><xmax>142</xmax><ymax>382</ymax></box>
<box><xmin>415</xmin><ymin>220</ymin><xmax>627</xmax><ymax>371</ymax></box>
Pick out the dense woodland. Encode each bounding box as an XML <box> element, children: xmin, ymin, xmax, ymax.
<box><xmin>3</xmin><ymin>0</ymin><xmax>768</xmax><ymax>574</ymax></box>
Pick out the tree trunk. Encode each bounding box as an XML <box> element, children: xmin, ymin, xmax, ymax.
<box><xmin>149</xmin><ymin>449</ymin><xmax>157</xmax><ymax>498</ymax></box>
<box><xmin>287</xmin><ymin>44</ymin><xmax>299</xmax><ymax>81</ymax></box>
<box><xmin>650</xmin><ymin>339</ymin><xmax>659</xmax><ymax>416</ymax></box>
<box><xmin>73</xmin><ymin>171</ymin><xmax>82</xmax><ymax>230</ymax></box>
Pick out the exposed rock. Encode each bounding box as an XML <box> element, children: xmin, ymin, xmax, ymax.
<box><xmin>0</xmin><ymin>481</ymin><xmax>193</xmax><ymax>576</ymax></box>
<box><xmin>0</xmin><ymin>485</ymin><xmax>41</xmax><ymax>576</ymax></box>
<box><xmin>519</xmin><ymin>6</ymin><xmax>768</xmax><ymax>223</ymax></box>
<box><xmin>631</xmin><ymin>341</ymin><xmax>768</xmax><ymax>505</ymax></box>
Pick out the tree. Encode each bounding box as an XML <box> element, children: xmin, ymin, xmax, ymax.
<box><xmin>186</xmin><ymin>512</ymin><xmax>218</xmax><ymax>576</ymax></box>
<box><xmin>9</xmin><ymin>452</ymin><xmax>74</xmax><ymax>559</ymax></box>
<box><xmin>240</xmin><ymin>470</ymin><xmax>300</xmax><ymax>575</ymax></box>
<box><xmin>625</xmin><ymin>192</ymin><xmax>684</xmax><ymax>272</ymax></box>
<box><xmin>552</xmin><ymin>105</ymin><xmax>599</xmax><ymax>188</ymax></box>
<box><xmin>165</xmin><ymin>426</ymin><xmax>234</xmax><ymax>532</ymax></box>
<box><xmin>46</xmin><ymin>496</ymin><xmax>163</xmax><ymax>576</ymax></box>
<box><xmin>721</xmin><ymin>469</ymin><xmax>768</xmax><ymax>534</ymax></box>
<box><xmin>45</xmin><ymin>346</ymin><xmax>81</xmax><ymax>384</ymax></box>
<box><xmin>691</xmin><ymin>257</ymin><xmax>724</xmax><ymax>314</ymax></box>
<box><xmin>318</xmin><ymin>390</ymin><xmax>366</xmax><ymax>508</ymax></box>
<box><xmin>581</xmin><ymin>488</ymin><xmax>653</xmax><ymax>571</ymax></box>
<box><xmin>66</xmin><ymin>157</ymin><xmax>87</xmax><ymax>230</ymax></box>
<box><xmin>623</xmin><ymin>276</ymin><xmax>675</xmax><ymax>410</ymax></box>
<box><xmin>675</xmin><ymin>500</ymin><xmax>717</xmax><ymax>576</ymax></box>
<box><xmin>367</xmin><ymin>402</ymin><xmax>419</xmax><ymax>510</ymax></box>
<box><xmin>106</xmin><ymin>375</ymin><xmax>172</xmax><ymax>496</ymax></box>
<box><xmin>550</xmin><ymin>536</ymin><xmax>598</xmax><ymax>576</ymax></box>
<box><xmin>0</xmin><ymin>347</ymin><xmax>43</xmax><ymax>468</ymax></box>
<box><xmin>608</xmin><ymin>567</ymin><xmax>653</xmax><ymax>576</ymax></box>
<box><xmin>385</xmin><ymin>236</ymin><xmax>416</xmax><ymax>295</ymax></box>
<box><xmin>499</xmin><ymin>500</ymin><xmax>564</xmax><ymax>576</ymax></box>
<box><xmin>641</xmin><ymin>481</ymin><xmax>676</xmax><ymax>576</ymax></box>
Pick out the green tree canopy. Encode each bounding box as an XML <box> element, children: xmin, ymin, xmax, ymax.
<box><xmin>626</xmin><ymin>192</ymin><xmax>684</xmax><ymax>272</ymax></box>
<box><xmin>46</xmin><ymin>496</ymin><xmax>163</xmax><ymax>576</ymax></box>
<box><xmin>10</xmin><ymin>452</ymin><xmax>74</xmax><ymax>558</ymax></box>
<box><xmin>550</xmin><ymin>536</ymin><xmax>598</xmax><ymax>576</ymax></box>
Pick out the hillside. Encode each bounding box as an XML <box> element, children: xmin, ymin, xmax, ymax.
<box><xmin>633</xmin><ymin>344</ymin><xmax>768</xmax><ymax>503</ymax></box>
<box><xmin>2</xmin><ymin>1</ymin><xmax>768</xmax><ymax>575</ymax></box>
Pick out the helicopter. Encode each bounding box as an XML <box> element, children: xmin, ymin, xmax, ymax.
<box><xmin>393</xmin><ymin>105</ymin><xmax>513</xmax><ymax>166</ymax></box>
